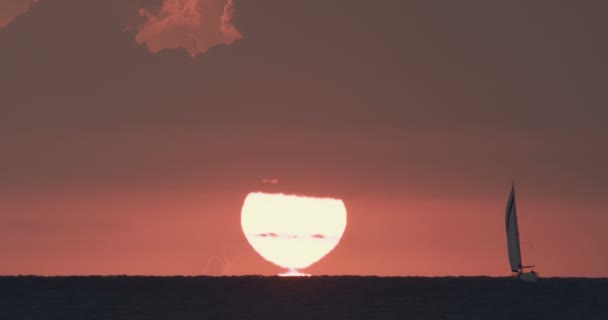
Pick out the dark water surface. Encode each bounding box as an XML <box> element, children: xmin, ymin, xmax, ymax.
<box><xmin>1</xmin><ymin>276</ymin><xmax>606</xmax><ymax>319</ymax></box>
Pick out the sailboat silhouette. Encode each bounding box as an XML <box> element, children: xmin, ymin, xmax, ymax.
<box><xmin>505</xmin><ymin>182</ymin><xmax>538</xmax><ymax>282</ymax></box>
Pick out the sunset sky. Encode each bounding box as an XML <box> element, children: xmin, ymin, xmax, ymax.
<box><xmin>0</xmin><ymin>0</ymin><xmax>606</xmax><ymax>277</ymax></box>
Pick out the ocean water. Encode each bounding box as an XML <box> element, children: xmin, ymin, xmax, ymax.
<box><xmin>1</xmin><ymin>276</ymin><xmax>606</xmax><ymax>319</ymax></box>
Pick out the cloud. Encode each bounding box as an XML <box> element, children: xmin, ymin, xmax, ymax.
<box><xmin>0</xmin><ymin>0</ymin><xmax>37</xmax><ymax>28</ymax></box>
<box><xmin>1</xmin><ymin>0</ymin><xmax>241</xmax><ymax>57</ymax></box>
<box><xmin>135</xmin><ymin>0</ymin><xmax>242</xmax><ymax>56</ymax></box>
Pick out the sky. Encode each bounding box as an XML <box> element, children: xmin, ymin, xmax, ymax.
<box><xmin>0</xmin><ymin>0</ymin><xmax>607</xmax><ymax>277</ymax></box>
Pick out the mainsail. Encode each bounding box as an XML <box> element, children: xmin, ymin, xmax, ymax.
<box><xmin>505</xmin><ymin>184</ymin><xmax>522</xmax><ymax>272</ymax></box>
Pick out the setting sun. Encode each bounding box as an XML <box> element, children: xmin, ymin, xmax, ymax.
<box><xmin>241</xmin><ymin>192</ymin><xmax>347</xmax><ymax>275</ymax></box>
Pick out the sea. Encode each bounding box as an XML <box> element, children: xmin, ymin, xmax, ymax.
<box><xmin>1</xmin><ymin>276</ymin><xmax>607</xmax><ymax>319</ymax></box>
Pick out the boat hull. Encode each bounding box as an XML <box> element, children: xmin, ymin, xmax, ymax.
<box><xmin>518</xmin><ymin>271</ymin><xmax>539</xmax><ymax>282</ymax></box>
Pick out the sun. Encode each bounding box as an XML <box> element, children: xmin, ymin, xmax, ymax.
<box><xmin>241</xmin><ymin>192</ymin><xmax>347</xmax><ymax>276</ymax></box>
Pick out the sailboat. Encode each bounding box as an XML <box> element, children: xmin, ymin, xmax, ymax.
<box><xmin>505</xmin><ymin>182</ymin><xmax>538</xmax><ymax>282</ymax></box>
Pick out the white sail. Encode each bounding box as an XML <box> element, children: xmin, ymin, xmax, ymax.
<box><xmin>505</xmin><ymin>184</ymin><xmax>522</xmax><ymax>272</ymax></box>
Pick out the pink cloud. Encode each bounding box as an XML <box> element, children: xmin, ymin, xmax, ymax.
<box><xmin>135</xmin><ymin>0</ymin><xmax>242</xmax><ymax>57</ymax></box>
<box><xmin>0</xmin><ymin>0</ymin><xmax>37</xmax><ymax>28</ymax></box>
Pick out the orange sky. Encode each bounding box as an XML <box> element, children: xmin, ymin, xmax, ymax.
<box><xmin>0</xmin><ymin>0</ymin><xmax>607</xmax><ymax>277</ymax></box>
